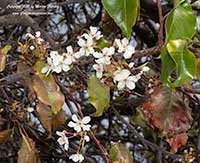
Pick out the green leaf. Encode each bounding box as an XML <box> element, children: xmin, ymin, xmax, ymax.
<box><xmin>88</xmin><ymin>75</ymin><xmax>110</xmax><ymax>117</ymax></box>
<box><xmin>109</xmin><ymin>142</ymin><xmax>134</xmax><ymax>163</ymax></box>
<box><xmin>102</xmin><ymin>0</ymin><xmax>139</xmax><ymax>37</ymax></box>
<box><xmin>2</xmin><ymin>45</ymin><xmax>12</xmax><ymax>55</ymax></box>
<box><xmin>166</xmin><ymin>39</ymin><xmax>196</xmax><ymax>87</ymax></box>
<box><xmin>165</xmin><ymin>3</ymin><xmax>196</xmax><ymax>42</ymax></box>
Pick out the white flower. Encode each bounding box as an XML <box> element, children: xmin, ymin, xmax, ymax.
<box><xmin>68</xmin><ymin>114</ymin><xmax>91</xmax><ymax>132</ymax></box>
<box><xmin>93</xmin><ymin>47</ymin><xmax>115</xmax><ymax>65</ymax></box>
<box><xmin>41</xmin><ymin>57</ymin><xmax>54</xmax><ymax>76</ymax></box>
<box><xmin>128</xmin><ymin>62</ymin><xmax>135</xmax><ymax>68</ymax></box>
<box><xmin>93</xmin><ymin>64</ymin><xmax>104</xmax><ymax>79</ymax></box>
<box><xmin>26</xmin><ymin>33</ymin><xmax>35</xmax><ymax>39</ymax></box>
<box><xmin>62</xmin><ymin>46</ymin><xmax>76</xmax><ymax>65</ymax></box>
<box><xmin>84</xmin><ymin>135</ymin><xmax>90</xmax><ymax>142</ymax></box>
<box><xmin>115</xmin><ymin>38</ymin><xmax>135</xmax><ymax>59</ymax></box>
<box><xmin>69</xmin><ymin>154</ymin><xmax>84</xmax><ymax>163</ymax></box>
<box><xmin>82</xmin><ymin>26</ymin><xmax>103</xmax><ymax>40</ymax></box>
<box><xmin>142</xmin><ymin>66</ymin><xmax>150</xmax><ymax>72</ymax></box>
<box><xmin>27</xmin><ymin>107</ymin><xmax>34</xmax><ymax>112</ymax></box>
<box><xmin>77</xmin><ymin>37</ymin><xmax>94</xmax><ymax>56</ymax></box>
<box><xmin>30</xmin><ymin>45</ymin><xmax>35</xmax><ymax>50</ymax></box>
<box><xmin>113</xmin><ymin>69</ymin><xmax>138</xmax><ymax>90</ymax></box>
<box><xmin>56</xmin><ymin>131</ymin><xmax>69</xmax><ymax>151</ymax></box>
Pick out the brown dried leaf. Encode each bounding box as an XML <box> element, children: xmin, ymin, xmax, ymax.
<box><xmin>18</xmin><ymin>134</ymin><xmax>41</xmax><ymax>163</ymax></box>
<box><xmin>36</xmin><ymin>102</ymin><xmax>52</xmax><ymax>133</ymax></box>
<box><xmin>0</xmin><ymin>129</ymin><xmax>12</xmax><ymax>145</ymax></box>
<box><xmin>0</xmin><ymin>55</ymin><xmax>6</xmax><ymax>72</ymax></box>
<box><xmin>52</xmin><ymin>110</ymin><xmax>66</xmax><ymax>131</ymax></box>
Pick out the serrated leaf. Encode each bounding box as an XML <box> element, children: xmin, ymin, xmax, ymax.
<box><xmin>109</xmin><ymin>142</ymin><xmax>134</xmax><ymax>163</ymax></box>
<box><xmin>142</xmin><ymin>87</ymin><xmax>192</xmax><ymax>152</ymax></box>
<box><xmin>18</xmin><ymin>134</ymin><xmax>41</xmax><ymax>163</ymax></box>
<box><xmin>32</xmin><ymin>61</ymin><xmax>65</xmax><ymax>114</ymax></box>
<box><xmin>165</xmin><ymin>3</ymin><xmax>196</xmax><ymax>42</ymax></box>
<box><xmin>0</xmin><ymin>129</ymin><xmax>12</xmax><ymax>145</ymax></box>
<box><xmin>88</xmin><ymin>75</ymin><xmax>110</xmax><ymax>117</ymax></box>
<box><xmin>166</xmin><ymin>39</ymin><xmax>196</xmax><ymax>87</ymax></box>
<box><xmin>102</xmin><ymin>0</ymin><xmax>139</xmax><ymax>37</ymax></box>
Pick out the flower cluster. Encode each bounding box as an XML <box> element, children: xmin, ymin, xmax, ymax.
<box><xmin>39</xmin><ymin>26</ymin><xmax>149</xmax><ymax>90</ymax></box>
<box><xmin>41</xmin><ymin>46</ymin><xmax>77</xmax><ymax>76</ymax></box>
<box><xmin>56</xmin><ymin>114</ymin><xmax>91</xmax><ymax>163</ymax></box>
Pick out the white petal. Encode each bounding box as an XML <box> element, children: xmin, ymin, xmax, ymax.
<box><xmin>77</xmin><ymin>38</ymin><xmax>85</xmax><ymax>47</ymax></box>
<box><xmin>52</xmin><ymin>66</ymin><xmax>62</xmax><ymax>73</ymax></box>
<box><xmin>35</xmin><ymin>31</ymin><xmax>41</xmax><ymax>37</ymax></box>
<box><xmin>69</xmin><ymin>154</ymin><xmax>79</xmax><ymax>162</ymax></box>
<box><xmin>82</xmin><ymin>124</ymin><xmax>91</xmax><ymax>131</ymax></box>
<box><xmin>78</xmin><ymin>154</ymin><xmax>84</xmax><ymax>162</ymax></box>
<box><xmin>93</xmin><ymin>52</ymin><xmax>103</xmax><ymax>58</ymax></box>
<box><xmin>68</xmin><ymin>121</ymin><xmax>77</xmax><ymax>128</ymax></box>
<box><xmin>63</xmin><ymin>57</ymin><xmax>72</xmax><ymax>65</ymax></box>
<box><xmin>72</xmin><ymin>114</ymin><xmax>79</xmax><ymax>122</ymax></box>
<box><xmin>41</xmin><ymin>66</ymin><xmax>49</xmax><ymax>74</ymax></box>
<box><xmin>86</xmin><ymin>38</ymin><xmax>94</xmax><ymax>46</ymax></box>
<box><xmin>82</xmin><ymin>116</ymin><xmax>91</xmax><ymax>124</ymax></box>
<box><xmin>142</xmin><ymin>66</ymin><xmax>150</xmax><ymax>72</ymax></box>
<box><xmin>90</xmin><ymin>26</ymin><xmax>98</xmax><ymax>35</ymax></box>
<box><xmin>126</xmin><ymin>81</ymin><xmax>136</xmax><ymax>90</ymax></box>
<box><xmin>82</xmin><ymin>33</ymin><xmax>90</xmax><ymax>39</ymax></box>
<box><xmin>117</xmin><ymin>81</ymin><xmax>126</xmax><ymax>90</ymax></box>
<box><xmin>127</xmin><ymin>76</ymin><xmax>138</xmax><ymax>82</ymax></box>
<box><xmin>74</xmin><ymin>125</ymin><xmax>82</xmax><ymax>132</ymax></box>
<box><xmin>62</xmin><ymin>64</ymin><xmax>70</xmax><ymax>72</ymax></box>
<box><xmin>57</xmin><ymin>137</ymin><xmax>65</xmax><ymax>145</ymax></box>
<box><xmin>64</xmin><ymin>142</ymin><xmax>69</xmax><ymax>151</ymax></box>
<box><xmin>114</xmin><ymin>39</ymin><xmax>121</xmax><ymax>48</ymax></box>
<box><xmin>56</xmin><ymin>131</ymin><xmax>63</xmax><ymax>137</ymax></box>
<box><xmin>96</xmin><ymin>71</ymin><xmax>103</xmax><ymax>79</ymax></box>
<box><xmin>84</xmin><ymin>135</ymin><xmax>90</xmax><ymax>142</ymax></box>
<box><xmin>114</xmin><ymin>69</ymin><xmax>130</xmax><ymax>81</ymax></box>
<box><xmin>67</xmin><ymin>46</ymin><xmax>73</xmax><ymax>54</ymax></box>
<box><xmin>128</xmin><ymin>62</ymin><xmax>135</xmax><ymax>68</ymax></box>
<box><xmin>123</xmin><ymin>50</ymin><xmax>133</xmax><ymax>59</ymax></box>
<box><xmin>122</xmin><ymin>38</ymin><xmax>129</xmax><ymax>46</ymax></box>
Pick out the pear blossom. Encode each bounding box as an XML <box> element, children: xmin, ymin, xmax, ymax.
<box><xmin>84</xmin><ymin>134</ymin><xmax>90</xmax><ymax>142</ymax></box>
<box><xmin>25</xmin><ymin>31</ymin><xmax>44</xmax><ymax>44</ymax></box>
<box><xmin>68</xmin><ymin>114</ymin><xmax>91</xmax><ymax>132</ymax></box>
<box><xmin>41</xmin><ymin>57</ymin><xmax>55</xmax><ymax>76</ymax></box>
<box><xmin>56</xmin><ymin>131</ymin><xmax>69</xmax><ymax>151</ymax></box>
<box><xmin>77</xmin><ymin>37</ymin><xmax>94</xmax><ymax>56</ymax></box>
<box><xmin>69</xmin><ymin>154</ymin><xmax>84</xmax><ymax>163</ymax></box>
<box><xmin>93</xmin><ymin>47</ymin><xmax>115</xmax><ymax>65</ymax></box>
<box><xmin>115</xmin><ymin>38</ymin><xmax>135</xmax><ymax>59</ymax></box>
<box><xmin>62</xmin><ymin>46</ymin><xmax>76</xmax><ymax>65</ymax></box>
<box><xmin>82</xmin><ymin>26</ymin><xmax>103</xmax><ymax>40</ymax></box>
<box><xmin>142</xmin><ymin>66</ymin><xmax>150</xmax><ymax>72</ymax></box>
<box><xmin>113</xmin><ymin>69</ymin><xmax>138</xmax><ymax>90</ymax></box>
<box><xmin>93</xmin><ymin>64</ymin><xmax>104</xmax><ymax>79</ymax></box>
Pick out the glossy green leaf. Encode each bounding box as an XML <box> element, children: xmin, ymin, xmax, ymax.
<box><xmin>88</xmin><ymin>75</ymin><xmax>110</xmax><ymax>117</ymax></box>
<box><xmin>109</xmin><ymin>142</ymin><xmax>134</xmax><ymax>163</ymax></box>
<box><xmin>166</xmin><ymin>39</ymin><xmax>196</xmax><ymax>87</ymax></box>
<box><xmin>102</xmin><ymin>0</ymin><xmax>139</xmax><ymax>37</ymax></box>
<box><xmin>165</xmin><ymin>3</ymin><xmax>196</xmax><ymax>42</ymax></box>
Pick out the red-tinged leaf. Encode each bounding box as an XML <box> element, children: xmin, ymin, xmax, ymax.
<box><xmin>36</xmin><ymin>102</ymin><xmax>52</xmax><ymax>133</ymax></box>
<box><xmin>0</xmin><ymin>129</ymin><xmax>12</xmax><ymax>145</ymax></box>
<box><xmin>142</xmin><ymin>86</ymin><xmax>192</xmax><ymax>152</ymax></box>
<box><xmin>167</xmin><ymin>133</ymin><xmax>188</xmax><ymax>153</ymax></box>
<box><xmin>196</xmin><ymin>58</ymin><xmax>200</xmax><ymax>80</ymax></box>
<box><xmin>18</xmin><ymin>134</ymin><xmax>41</xmax><ymax>163</ymax></box>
